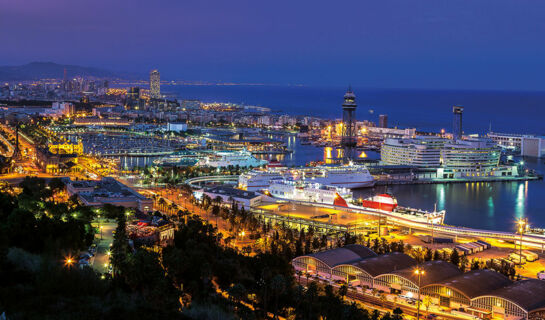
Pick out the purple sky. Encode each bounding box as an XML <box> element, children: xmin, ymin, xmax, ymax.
<box><xmin>2</xmin><ymin>0</ymin><xmax>545</xmax><ymax>90</ymax></box>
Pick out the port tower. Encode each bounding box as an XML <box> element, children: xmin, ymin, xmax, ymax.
<box><xmin>341</xmin><ymin>87</ymin><xmax>357</xmax><ymax>162</ymax></box>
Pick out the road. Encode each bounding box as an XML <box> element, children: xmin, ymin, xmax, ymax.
<box><xmin>298</xmin><ymin>277</ymin><xmax>475</xmax><ymax>320</ymax></box>
<box><xmin>91</xmin><ymin>220</ymin><xmax>116</xmax><ymax>274</ymax></box>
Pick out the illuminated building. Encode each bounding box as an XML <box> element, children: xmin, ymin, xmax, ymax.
<box><xmin>379</xmin><ymin>114</ymin><xmax>388</xmax><ymax>128</ymax></box>
<box><xmin>381</xmin><ymin>136</ymin><xmax>446</xmax><ymax>167</ymax></box>
<box><xmin>149</xmin><ymin>69</ymin><xmax>161</xmax><ymax>99</ymax></box>
<box><xmin>48</xmin><ymin>140</ymin><xmax>84</xmax><ymax>155</ymax></box>
<box><xmin>453</xmin><ymin>105</ymin><xmax>464</xmax><ymax>140</ymax></box>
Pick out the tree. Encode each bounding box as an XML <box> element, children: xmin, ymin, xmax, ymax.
<box><xmin>450</xmin><ymin>249</ymin><xmax>460</xmax><ymax>267</ymax></box>
<box><xmin>338</xmin><ymin>284</ymin><xmax>348</xmax><ymax>301</ymax></box>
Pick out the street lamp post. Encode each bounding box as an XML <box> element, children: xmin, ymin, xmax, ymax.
<box><xmin>414</xmin><ymin>268</ymin><xmax>425</xmax><ymax>320</ymax></box>
<box><xmin>518</xmin><ymin>218</ymin><xmax>527</xmax><ymax>265</ymax></box>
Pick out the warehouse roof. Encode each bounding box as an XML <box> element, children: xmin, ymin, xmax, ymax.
<box><xmin>343</xmin><ymin>252</ymin><xmax>416</xmax><ymax>277</ymax></box>
<box><xmin>304</xmin><ymin>244</ymin><xmax>377</xmax><ymax>268</ymax></box>
<box><xmin>423</xmin><ymin>269</ymin><xmax>512</xmax><ymax>299</ymax></box>
<box><xmin>476</xmin><ymin>279</ymin><xmax>545</xmax><ymax>312</ymax></box>
<box><xmin>391</xmin><ymin>260</ymin><xmax>462</xmax><ymax>287</ymax></box>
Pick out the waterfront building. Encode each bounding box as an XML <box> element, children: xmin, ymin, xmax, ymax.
<box><xmin>195</xmin><ymin>186</ymin><xmax>263</xmax><ymax>210</ymax></box>
<box><xmin>421</xmin><ymin>269</ymin><xmax>511</xmax><ymax>311</ymax></box>
<box><xmin>331</xmin><ymin>252</ymin><xmax>416</xmax><ymax>288</ymax></box>
<box><xmin>48</xmin><ymin>140</ymin><xmax>84</xmax><ymax>155</ymax></box>
<box><xmin>366</xmin><ymin>126</ymin><xmax>416</xmax><ymax>141</ymax></box>
<box><xmin>292</xmin><ymin>244</ymin><xmax>377</xmax><ymax>278</ymax></box>
<box><xmin>65</xmin><ymin>177</ymin><xmax>153</xmax><ymax>212</ymax></box>
<box><xmin>292</xmin><ymin>246</ymin><xmax>545</xmax><ymax>319</ymax></box>
<box><xmin>453</xmin><ymin>105</ymin><xmax>464</xmax><ymax>140</ymax></box>
<box><xmin>488</xmin><ymin>132</ymin><xmax>545</xmax><ymax>158</ymax></box>
<box><xmin>440</xmin><ymin>138</ymin><xmax>501</xmax><ymax>177</ymax></box>
<box><xmin>379</xmin><ymin>114</ymin><xmax>388</xmax><ymax>128</ymax></box>
<box><xmin>471</xmin><ymin>279</ymin><xmax>545</xmax><ymax>319</ymax></box>
<box><xmin>36</xmin><ymin>147</ymin><xmax>78</xmax><ymax>174</ymax></box>
<box><xmin>381</xmin><ymin>136</ymin><xmax>446</xmax><ymax>167</ymax></box>
<box><xmin>149</xmin><ymin>69</ymin><xmax>161</xmax><ymax>99</ymax></box>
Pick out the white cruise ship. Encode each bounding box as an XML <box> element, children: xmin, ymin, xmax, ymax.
<box><xmin>268</xmin><ymin>179</ymin><xmax>353</xmax><ymax>206</ymax></box>
<box><xmin>196</xmin><ymin>150</ymin><xmax>268</xmax><ymax>168</ymax></box>
<box><xmin>238</xmin><ymin>164</ymin><xmax>374</xmax><ymax>191</ymax></box>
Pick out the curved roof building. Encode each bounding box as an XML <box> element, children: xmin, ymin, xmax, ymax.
<box><xmin>472</xmin><ymin>279</ymin><xmax>545</xmax><ymax>319</ymax></box>
<box><xmin>374</xmin><ymin>260</ymin><xmax>462</xmax><ymax>294</ymax></box>
<box><xmin>292</xmin><ymin>244</ymin><xmax>376</xmax><ymax>276</ymax></box>
<box><xmin>422</xmin><ymin>269</ymin><xmax>512</xmax><ymax>309</ymax></box>
<box><xmin>331</xmin><ymin>252</ymin><xmax>416</xmax><ymax>287</ymax></box>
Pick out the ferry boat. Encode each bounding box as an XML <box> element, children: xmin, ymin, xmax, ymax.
<box><xmin>153</xmin><ymin>152</ymin><xmax>200</xmax><ymax>167</ymax></box>
<box><xmin>238</xmin><ymin>163</ymin><xmax>375</xmax><ymax>191</ymax></box>
<box><xmin>266</xmin><ymin>180</ymin><xmax>445</xmax><ymax>224</ymax></box>
<box><xmin>197</xmin><ymin>150</ymin><xmax>268</xmax><ymax>168</ymax></box>
<box><xmin>268</xmin><ymin>179</ymin><xmax>353</xmax><ymax>206</ymax></box>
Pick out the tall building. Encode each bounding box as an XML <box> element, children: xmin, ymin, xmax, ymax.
<box><xmin>149</xmin><ymin>69</ymin><xmax>161</xmax><ymax>99</ymax></box>
<box><xmin>453</xmin><ymin>106</ymin><xmax>464</xmax><ymax>140</ymax></box>
<box><xmin>341</xmin><ymin>87</ymin><xmax>357</xmax><ymax>162</ymax></box>
<box><xmin>379</xmin><ymin>114</ymin><xmax>388</xmax><ymax>128</ymax></box>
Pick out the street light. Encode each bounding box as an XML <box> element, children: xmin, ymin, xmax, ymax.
<box><xmin>414</xmin><ymin>267</ymin><xmax>425</xmax><ymax>320</ymax></box>
<box><xmin>64</xmin><ymin>256</ymin><xmax>74</xmax><ymax>268</ymax></box>
<box><xmin>517</xmin><ymin>218</ymin><xmax>527</xmax><ymax>265</ymax></box>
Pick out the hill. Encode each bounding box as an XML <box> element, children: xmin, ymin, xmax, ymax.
<box><xmin>0</xmin><ymin>62</ymin><xmax>142</xmax><ymax>81</ymax></box>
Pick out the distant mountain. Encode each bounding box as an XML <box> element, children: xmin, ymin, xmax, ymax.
<box><xmin>0</xmin><ymin>62</ymin><xmax>143</xmax><ymax>81</ymax></box>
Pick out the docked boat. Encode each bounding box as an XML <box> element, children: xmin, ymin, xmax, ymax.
<box><xmin>197</xmin><ymin>150</ymin><xmax>268</xmax><ymax>168</ymax></box>
<box><xmin>266</xmin><ymin>180</ymin><xmax>445</xmax><ymax>225</ymax></box>
<box><xmin>238</xmin><ymin>163</ymin><xmax>375</xmax><ymax>191</ymax></box>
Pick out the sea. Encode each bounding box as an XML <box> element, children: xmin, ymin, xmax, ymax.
<box><xmin>142</xmin><ymin>84</ymin><xmax>545</xmax><ymax>232</ymax></box>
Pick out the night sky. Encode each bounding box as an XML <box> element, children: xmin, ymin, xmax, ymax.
<box><xmin>2</xmin><ymin>0</ymin><xmax>545</xmax><ymax>90</ymax></box>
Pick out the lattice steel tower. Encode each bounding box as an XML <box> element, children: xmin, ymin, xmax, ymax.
<box><xmin>341</xmin><ymin>87</ymin><xmax>357</xmax><ymax>162</ymax></box>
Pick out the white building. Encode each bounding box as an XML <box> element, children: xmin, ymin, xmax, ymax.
<box><xmin>381</xmin><ymin>136</ymin><xmax>446</xmax><ymax>167</ymax></box>
<box><xmin>488</xmin><ymin>132</ymin><xmax>545</xmax><ymax>158</ymax></box>
<box><xmin>167</xmin><ymin>122</ymin><xmax>187</xmax><ymax>132</ymax></box>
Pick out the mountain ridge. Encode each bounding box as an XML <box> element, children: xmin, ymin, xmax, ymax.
<box><xmin>0</xmin><ymin>62</ymin><xmax>144</xmax><ymax>81</ymax></box>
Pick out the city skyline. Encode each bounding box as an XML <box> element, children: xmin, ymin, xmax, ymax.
<box><xmin>3</xmin><ymin>0</ymin><xmax>545</xmax><ymax>90</ymax></box>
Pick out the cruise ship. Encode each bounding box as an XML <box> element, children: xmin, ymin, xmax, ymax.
<box><xmin>268</xmin><ymin>178</ymin><xmax>353</xmax><ymax>206</ymax></box>
<box><xmin>238</xmin><ymin>164</ymin><xmax>375</xmax><ymax>191</ymax></box>
<box><xmin>196</xmin><ymin>150</ymin><xmax>268</xmax><ymax>168</ymax></box>
<box><xmin>266</xmin><ymin>180</ymin><xmax>445</xmax><ymax>225</ymax></box>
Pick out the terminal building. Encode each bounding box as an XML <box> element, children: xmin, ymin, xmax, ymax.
<box><xmin>488</xmin><ymin>132</ymin><xmax>545</xmax><ymax>158</ymax></box>
<box><xmin>65</xmin><ymin>177</ymin><xmax>153</xmax><ymax>212</ymax></box>
<box><xmin>381</xmin><ymin>136</ymin><xmax>446</xmax><ymax>167</ymax></box>
<box><xmin>292</xmin><ymin>245</ymin><xmax>545</xmax><ymax>319</ymax></box>
<box><xmin>381</xmin><ymin>136</ymin><xmax>519</xmax><ymax>179</ymax></box>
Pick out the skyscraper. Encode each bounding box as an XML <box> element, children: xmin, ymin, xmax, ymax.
<box><xmin>341</xmin><ymin>87</ymin><xmax>357</xmax><ymax>162</ymax></box>
<box><xmin>379</xmin><ymin>114</ymin><xmax>388</xmax><ymax>128</ymax></box>
<box><xmin>453</xmin><ymin>105</ymin><xmax>464</xmax><ymax>140</ymax></box>
<box><xmin>149</xmin><ymin>69</ymin><xmax>160</xmax><ymax>99</ymax></box>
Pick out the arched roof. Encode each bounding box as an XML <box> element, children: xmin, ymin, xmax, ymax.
<box><xmin>339</xmin><ymin>252</ymin><xmax>416</xmax><ymax>278</ymax></box>
<box><xmin>474</xmin><ymin>279</ymin><xmax>545</xmax><ymax>312</ymax></box>
<box><xmin>391</xmin><ymin>260</ymin><xmax>462</xmax><ymax>287</ymax></box>
<box><xmin>422</xmin><ymin>269</ymin><xmax>512</xmax><ymax>299</ymax></box>
<box><xmin>302</xmin><ymin>244</ymin><xmax>377</xmax><ymax>268</ymax></box>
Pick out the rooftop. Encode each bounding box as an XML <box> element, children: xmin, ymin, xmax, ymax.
<box><xmin>479</xmin><ymin>279</ymin><xmax>545</xmax><ymax>312</ymax></box>
<box><xmin>391</xmin><ymin>260</ymin><xmax>462</xmax><ymax>287</ymax></box>
<box><xmin>205</xmin><ymin>186</ymin><xmax>261</xmax><ymax>200</ymax></box>
<box><xmin>424</xmin><ymin>269</ymin><xmax>512</xmax><ymax>299</ymax></box>
<box><xmin>346</xmin><ymin>252</ymin><xmax>416</xmax><ymax>277</ymax></box>
<box><xmin>307</xmin><ymin>244</ymin><xmax>377</xmax><ymax>268</ymax></box>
